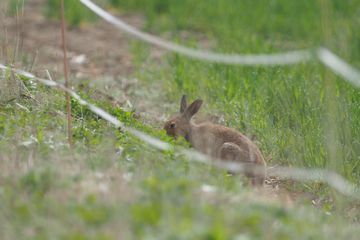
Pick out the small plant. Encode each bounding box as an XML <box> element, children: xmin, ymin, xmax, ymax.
<box><xmin>7</xmin><ymin>0</ymin><xmax>24</xmax><ymax>16</ymax></box>
<box><xmin>46</xmin><ymin>0</ymin><xmax>96</xmax><ymax>26</ymax></box>
<box><xmin>20</xmin><ymin>169</ymin><xmax>54</xmax><ymax>198</ymax></box>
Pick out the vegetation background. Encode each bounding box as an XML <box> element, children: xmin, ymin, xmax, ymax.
<box><xmin>0</xmin><ymin>0</ymin><xmax>359</xmax><ymax>239</ymax></box>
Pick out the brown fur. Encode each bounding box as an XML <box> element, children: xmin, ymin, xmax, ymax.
<box><xmin>164</xmin><ymin>95</ymin><xmax>266</xmax><ymax>185</ymax></box>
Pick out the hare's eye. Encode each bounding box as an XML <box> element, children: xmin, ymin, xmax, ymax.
<box><xmin>170</xmin><ymin>123</ymin><xmax>176</xmax><ymax>128</ymax></box>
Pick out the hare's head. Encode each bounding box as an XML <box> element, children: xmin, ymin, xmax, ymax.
<box><xmin>164</xmin><ymin>95</ymin><xmax>203</xmax><ymax>140</ymax></box>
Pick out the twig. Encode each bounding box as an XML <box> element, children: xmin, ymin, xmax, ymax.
<box><xmin>60</xmin><ymin>0</ymin><xmax>73</xmax><ymax>147</ymax></box>
<box><xmin>29</xmin><ymin>50</ymin><xmax>38</xmax><ymax>73</ymax></box>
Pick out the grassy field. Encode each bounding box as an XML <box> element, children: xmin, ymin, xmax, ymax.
<box><xmin>0</xmin><ymin>0</ymin><xmax>360</xmax><ymax>239</ymax></box>
<box><xmin>119</xmin><ymin>0</ymin><xmax>360</xmax><ymax>179</ymax></box>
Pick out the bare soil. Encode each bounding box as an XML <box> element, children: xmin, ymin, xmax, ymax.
<box><xmin>1</xmin><ymin>0</ymin><xmax>146</xmax><ymax>79</ymax></box>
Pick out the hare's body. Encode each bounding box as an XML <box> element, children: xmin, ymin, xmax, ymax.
<box><xmin>190</xmin><ymin>122</ymin><xmax>261</xmax><ymax>162</ymax></box>
<box><xmin>189</xmin><ymin>122</ymin><xmax>266</xmax><ymax>184</ymax></box>
<box><xmin>164</xmin><ymin>95</ymin><xmax>266</xmax><ymax>185</ymax></box>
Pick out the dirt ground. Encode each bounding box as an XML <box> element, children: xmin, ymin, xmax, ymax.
<box><xmin>1</xmin><ymin>0</ymin><xmax>173</xmax><ymax>124</ymax></box>
<box><xmin>1</xmin><ymin>0</ymin><xmax>144</xmax><ymax>79</ymax></box>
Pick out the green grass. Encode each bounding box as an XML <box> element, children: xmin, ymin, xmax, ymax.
<box><xmin>45</xmin><ymin>0</ymin><xmax>97</xmax><ymax>26</ymax></box>
<box><xmin>1</xmin><ymin>0</ymin><xmax>360</xmax><ymax>239</ymax></box>
<box><xmin>0</xmin><ymin>78</ymin><xmax>359</xmax><ymax>239</ymax></box>
<box><xmin>115</xmin><ymin>0</ymin><xmax>360</xmax><ymax>182</ymax></box>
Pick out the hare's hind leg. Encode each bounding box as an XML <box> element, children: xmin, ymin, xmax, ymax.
<box><xmin>219</xmin><ymin>142</ymin><xmax>244</xmax><ymax>162</ymax></box>
<box><xmin>219</xmin><ymin>142</ymin><xmax>247</xmax><ymax>175</ymax></box>
<box><xmin>219</xmin><ymin>142</ymin><xmax>262</xmax><ymax>186</ymax></box>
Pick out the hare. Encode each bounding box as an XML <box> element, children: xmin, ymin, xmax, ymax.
<box><xmin>164</xmin><ymin>95</ymin><xmax>266</xmax><ymax>185</ymax></box>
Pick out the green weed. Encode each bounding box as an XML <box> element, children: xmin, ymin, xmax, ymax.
<box><xmin>121</xmin><ymin>0</ymin><xmax>360</xmax><ymax>184</ymax></box>
<box><xmin>1</xmin><ymin>0</ymin><xmax>360</xmax><ymax>239</ymax></box>
<box><xmin>45</xmin><ymin>0</ymin><xmax>97</xmax><ymax>26</ymax></box>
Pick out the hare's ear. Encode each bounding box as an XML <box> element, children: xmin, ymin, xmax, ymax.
<box><xmin>180</xmin><ymin>95</ymin><xmax>187</xmax><ymax>113</ymax></box>
<box><xmin>184</xmin><ymin>99</ymin><xmax>203</xmax><ymax>119</ymax></box>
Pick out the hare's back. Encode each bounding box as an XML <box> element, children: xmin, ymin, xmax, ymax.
<box><xmin>198</xmin><ymin>123</ymin><xmax>250</xmax><ymax>145</ymax></box>
<box><xmin>199</xmin><ymin>123</ymin><xmax>264</xmax><ymax>161</ymax></box>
